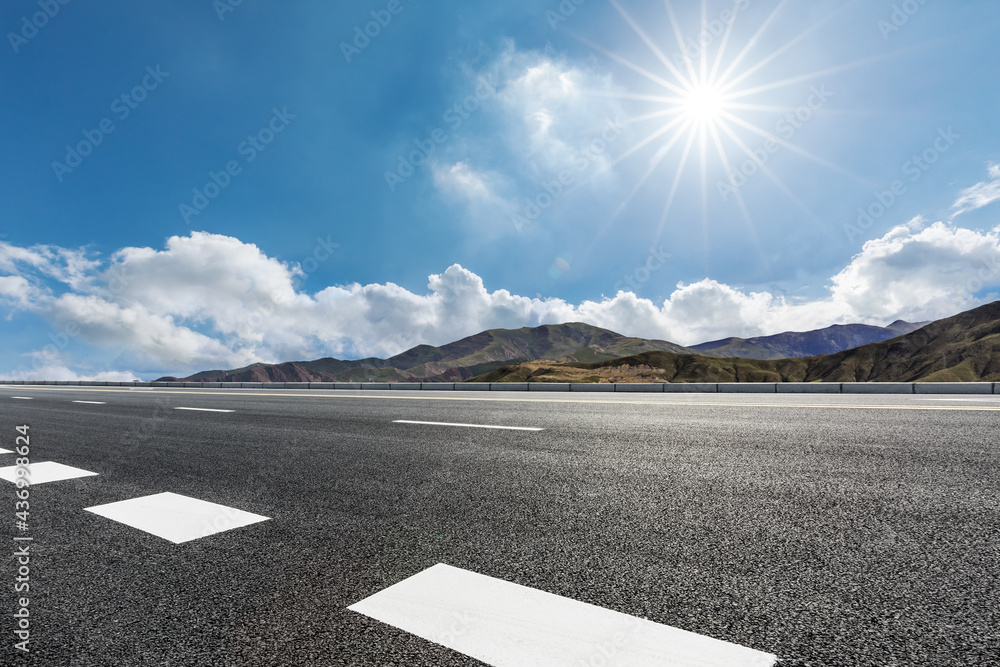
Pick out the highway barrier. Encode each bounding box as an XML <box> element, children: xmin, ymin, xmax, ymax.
<box><xmin>1</xmin><ymin>380</ymin><xmax>999</xmax><ymax>393</ymax></box>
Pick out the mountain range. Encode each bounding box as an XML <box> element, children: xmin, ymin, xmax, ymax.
<box><xmin>477</xmin><ymin>302</ymin><xmax>1000</xmax><ymax>383</ymax></box>
<box><xmin>162</xmin><ymin>316</ymin><xmax>933</xmax><ymax>383</ymax></box>
<box><xmin>173</xmin><ymin>323</ymin><xmax>693</xmax><ymax>383</ymax></box>
<box><xmin>688</xmin><ymin>320</ymin><xmax>926</xmax><ymax>359</ymax></box>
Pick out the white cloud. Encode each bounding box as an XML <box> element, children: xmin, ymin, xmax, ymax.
<box><xmin>6</xmin><ymin>363</ymin><xmax>139</xmax><ymax>383</ymax></box>
<box><xmin>0</xmin><ymin>240</ymin><xmax>99</xmax><ymax>291</ymax></box>
<box><xmin>2</xmin><ymin>220</ymin><xmax>1000</xmax><ymax>379</ymax></box>
<box><xmin>431</xmin><ymin>161</ymin><xmax>510</xmax><ymax>209</ymax></box>
<box><xmin>828</xmin><ymin>220</ymin><xmax>1000</xmax><ymax>322</ymax></box>
<box><xmin>49</xmin><ymin>294</ymin><xmax>252</xmax><ymax>369</ymax></box>
<box><xmin>494</xmin><ymin>45</ymin><xmax>627</xmax><ymax>177</ymax></box>
<box><xmin>432</xmin><ymin>43</ymin><xmax>628</xmax><ymax>228</ymax></box>
<box><xmin>0</xmin><ymin>275</ymin><xmax>42</xmax><ymax>309</ymax></box>
<box><xmin>952</xmin><ymin>163</ymin><xmax>1000</xmax><ymax>219</ymax></box>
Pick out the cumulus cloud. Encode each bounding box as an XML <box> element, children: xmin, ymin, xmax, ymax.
<box><xmin>431</xmin><ymin>161</ymin><xmax>511</xmax><ymax>211</ymax></box>
<box><xmin>0</xmin><ymin>240</ymin><xmax>99</xmax><ymax>291</ymax></box>
<box><xmin>431</xmin><ymin>43</ymin><xmax>628</xmax><ymax>229</ymax></box>
<box><xmin>2</xmin><ymin>221</ymin><xmax>1000</xmax><ymax>379</ymax></box>
<box><xmin>0</xmin><ymin>275</ymin><xmax>42</xmax><ymax>309</ymax></box>
<box><xmin>952</xmin><ymin>163</ymin><xmax>1000</xmax><ymax>219</ymax></box>
<box><xmin>494</xmin><ymin>49</ymin><xmax>625</xmax><ymax>177</ymax></box>
<box><xmin>5</xmin><ymin>361</ymin><xmax>139</xmax><ymax>383</ymax></box>
<box><xmin>829</xmin><ymin>220</ymin><xmax>1000</xmax><ymax>321</ymax></box>
<box><xmin>49</xmin><ymin>295</ymin><xmax>250</xmax><ymax>369</ymax></box>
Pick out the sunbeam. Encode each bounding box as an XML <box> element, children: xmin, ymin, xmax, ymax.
<box><xmin>719</xmin><ymin>4</ymin><xmax>846</xmax><ymax>94</ymax></box>
<box><xmin>653</xmin><ymin>129</ymin><xmax>698</xmax><ymax>249</ymax></box>
<box><xmin>715</xmin><ymin>0</ymin><xmax>793</xmax><ymax>85</ymax></box>
<box><xmin>719</xmin><ymin>110</ymin><xmax>875</xmax><ymax>187</ymax></box>
<box><xmin>564</xmin><ymin>27</ymin><xmax>689</xmax><ymax>96</ymax></box>
<box><xmin>608</xmin><ymin>0</ymin><xmax>692</xmax><ymax>87</ymax></box>
<box><xmin>564</xmin><ymin>0</ymin><xmax>873</xmax><ymax>266</ymax></box>
<box><xmin>716</xmin><ymin>119</ymin><xmax>840</xmax><ymax>241</ymax></box>
<box><xmin>708</xmin><ymin>120</ymin><xmax>770</xmax><ymax>271</ymax></box>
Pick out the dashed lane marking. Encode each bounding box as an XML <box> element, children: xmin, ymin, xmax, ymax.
<box><xmin>394</xmin><ymin>420</ymin><xmax>543</xmax><ymax>431</ymax></box>
<box><xmin>0</xmin><ymin>461</ymin><xmax>99</xmax><ymax>485</ymax></box>
<box><xmin>2</xmin><ymin>386</ymin><xmax>1000</xmax><ymax>412</ymax></box>
<box><xmin>85</xmin><ymin>492</ymin><xmax>270</xmax><ymax>544</ymax></box>
<box><xmin>349</xmin><ymin>563</ymin><xmax>777</xmax><ymax>667</ymax></box>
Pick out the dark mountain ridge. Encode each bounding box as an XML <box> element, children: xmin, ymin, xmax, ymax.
<box><xmin>475</xmin><ymin>303</ymin><xmax>1000</xmax><ymax>384</ymax></box>
<box><xmin>166</xmin><ymin>322</ymin><xmax>693</xmax><ymax>383</ymax></box>
<box><xmin>689</xmin><ymin>321</ymin><xmax>927</xmax><ymax>359</ymax></box>
<box><xmin>161</xmin><ymin>316</ymin><xmax>935</xmax><ymax>383</ymax></box>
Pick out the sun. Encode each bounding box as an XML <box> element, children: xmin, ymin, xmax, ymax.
<box><xmin>568</xmin><ymin>0</ymin><xmax>877</xmax><ymax>257</ymax></box>
<box><xmin>680</xmin><ymin>83</ymin><xmax>727</xmax><ymax>126</ymax></box>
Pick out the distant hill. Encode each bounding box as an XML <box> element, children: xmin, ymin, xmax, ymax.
<box><xmin>162</xmin><ymin>315</ymin><xmax>948</xmax><ymax>384</ymax></box>
<box><xmin>162</xmin><ymin>322</ymin><xmax>696</xmax><ymax>383</ymax></box>
<box><xmin>689</xmin><ymin>321</ymin><xmax>928</xmax><ymax>360</ymax></box>
<box><xmin>473</xmin><ymin>303</ymin><xmax>1000</xmax><ymax>383</ymax></box>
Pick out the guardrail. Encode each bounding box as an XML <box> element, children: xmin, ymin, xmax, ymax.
<box><xmin>1</xmin><ymin>380</ymin><xmax>997</xmax><ymax>394</ymax></box>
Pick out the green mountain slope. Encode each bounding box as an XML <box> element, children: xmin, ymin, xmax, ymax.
<box><xmin>165</xmin><ymin>308</ymin><xmax>980</xmax><ymax>385</ymax></box>
<box><xmin>802</xmin><ymin>302</ymin><xmax>1000</xmax><ymax>382</ymax></box>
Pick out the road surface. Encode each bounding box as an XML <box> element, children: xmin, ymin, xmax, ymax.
<box><xmin>0</xmin><ymin>385</ymin><xmax>997</xmax><ymax>665</ymax></box>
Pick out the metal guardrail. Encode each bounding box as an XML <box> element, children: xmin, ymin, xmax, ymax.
<box><xmin>0</xmin><ymin>380</ymin><xmax>996</xmax><ymax>394</ymax></box>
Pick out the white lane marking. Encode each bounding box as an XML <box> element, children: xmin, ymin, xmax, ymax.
<box><xmin>72</xmin><ymin>400</ymin><xmax>106</xmax><ymax>405</ymax></box>
<box><xmin>0</xmin><ymin>449</ymin><xmax>12</xmax><ymax>455</ymax></box>
<box><xmin>85</xmin><ymin>492</ymin><xmax>270</xmax><ymax>544</ymax></box>
<box><xmin>7</xmin><ymin>386</ymin><xmax>1000</xmax><ymax>412</ymax></box>
<box><xmin>0</xmin><ymin>461</ymin><xmax>99</xmax><ymax>485</ymax></box>
<box><xmin>393</xmin><ymin>420</ymin><xmax>543</xmax><ymax>432</ymax></box>
<box><xmin>174</xmin><ymin>407</ymin><xmax>235</xmax><ymax>413</ymax></box>
<box><xmin>11</xmin><ymin>397</ymin><xmax>32</xmax><ymax>400</ymax></box>
<box><xmin>917</xmin><ymin>397</ymin><xmax>999</xmax><ymax>401</ymax></box>
<box><xmin>350</xmin><ymin>563</ymin><xmax>776</xmax><ymax>667</ymax></box>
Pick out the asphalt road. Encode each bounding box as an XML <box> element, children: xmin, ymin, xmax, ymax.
<box><xmin>0</xmin><ymin>386</ymin><xmax>997</xmax><ymax>666</ymax></box>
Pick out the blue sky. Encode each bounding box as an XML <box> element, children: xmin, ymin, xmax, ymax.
<box><xmin>2</xmin><ymin>0</ymin><xmax>1000</xmax><ymax>379</ymax></box>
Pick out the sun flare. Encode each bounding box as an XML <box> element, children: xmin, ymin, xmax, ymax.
<box><xmin>680</xmin><ymin>84</ymin><xmax>726</xmax><ymax>126</ymax></box>
<box><xmin>574</xmin><ymin>0</ymin><xmax>872</xmax><ymax>257</ymax></box>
